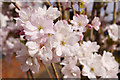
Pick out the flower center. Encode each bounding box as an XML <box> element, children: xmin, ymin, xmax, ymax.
<box><xmin>48</xmin><ymin>34</ymin><xmax>53</xmax><ymax>37</ymax></box>
<box><xmin>78</xmin><ymin>22</ymin><xmax>81</xmax><ymax>26</ymax></box>
<box><xmin>38</xmin><ymin>26</ymin><xmax>43</xmax><ymax>31</ymax></box>
<box><xmin>90</xmin><ymin>67</ymin><xmax>94</xmax><ymax>72</ymax></box>
<box><xmin>61</xmin><ymin>41</ymin><xmax>66</xmax><ymax>45</ymax></box>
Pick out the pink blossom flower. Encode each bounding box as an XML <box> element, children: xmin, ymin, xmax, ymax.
<box><xmin>53</xmin><ymin>20</ymin><xmax>80</xmax><ymax>57</ymax></box>
<box><xmin>91</xmin><ymin>17</ymin><xmax>101</xmax><ymax>31</ymax></box>
<box><xmin>38</xmin><ymin>38</ymin><xmax>53</xmax><ymax>62</ymax></box>
<box><xmin>71</xmin><ymin>14</ymin><xmax>89</xmax><ymax>31</ymax></box>
<box><xmin>61</xmin><ymin>64</ymin><xmax>81</xmax><ymax>78</ymax></box>
<box><xmin>60</xmin><ymin>56</ymin><xmax>77</xmax><ymax>66</ymax></box>
<box><xmin>37</xmin><ymin>6</ymin><xmax>61</xmax><ymax>20</ymax></box>
<box><xmin>26</xmin><ymin>41</ymin><xmax>40</xmax><ymax>57</ymax></box>
<box><xmin>82</xmin><ymin>53</ymin><xmax>106</xmax><ymax>78</ymax></box>
<box><xmin>102</xmin><ymin>51</ymin><xmax>118</xmax><ymax>71</ymax></box>
<box><xmin>24</xmin><ymin>15</ymin><xmax>54</xmax><ymax>41</ymax></box>
<box><xmin>107</xmin><ymin>24</ymin><xmax>118</xmax><ymax>41</ymax></box>
<box><xmin>16</xmin><ymin>45</ymin><xmax>40</xmax><ymax>73</ymax></box>
<box><xmin>2</xmin><ymin>37</ymin><xmax>23</xmax><ymax>62</ymax></box>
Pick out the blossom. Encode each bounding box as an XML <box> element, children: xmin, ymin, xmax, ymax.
<box><xmin>107</xmin><ymin>24</ymin><xmax>118</xmax><ymax>41</ymax></box>
<box><xmin>79</xmin><ymin>41</ymin><xmax>100</xmax><ymax>60</ymax></box>
<box><xmin>38</xmin><ymin>38</ymin><xmax>53</xmax><ymax>62</ymax></box>
<box><xmin>102</xmin><ymin>51</ymin><xmax>118</xmax><ymax>71</ymax></box>
<box><xmin>60</xmin><ymin>56</ymin><xmax>77</xmax><ymax>66</ymax></box>
<box><xmin>81</xmin><ymin>41</ymin><xmax>100</xmax><ymax>53</ymax></box>
<box><xmin>24</xmin><ymin>15</ymin><xmax>54</xmax><ymax>41</ymax></box>
<box><xmin>2</xmin><ymin>37</ymin><xmax>23</xmax><ymax>62</ymax></box>
<box><xmin>26</xmin><ymin>41</ymin><xmax>40</xmax><ymax>57</ymax></box>
<box><xmin>37</xmin><ymin>6</ymin><xmax>61</xmax><ymax>20</ymax></box>
<box><xmin>0</xmin><ymin>27</ymin><xmax>9</xmax><ymax>49</ymax></box>
<box><xmin>61</xmin><ymin>64</ymin><xmax>81</xmax><ymax>78</ymax></box>
<box><xmin>103</xmin><ymin>66</ymin><xmax>118</xmax><ymax>78</ymax></box>
<box><xmin>71</xmin><ymin>14</ymin><xmax>89</xmax><ymax>32</ymax></box>
<box><xmin>16</xmin><ymin>45</ymin><xmax>40</xmax><ymax>73</ymax></box>
<box><xmin>91</xmin><ymin>17</ymin><xmax>101</xmax><ymax>31</ymax></box>
<box><xmin>14</xmin><ymin>7</ymin><xmax>34</xmax><ymax>28</ymax></box>
<box><xmin>0</xmin><ymin>13</ymin><xmax>9</xmax><ymax>27</ymax></box>
<box><xmin>82</xmin><ymin>53</ymin><xmax>106</xmax><ymax>78</ymax></box>
<box><xmin>16</xmin><ymin>7</ymin><xmax>33</xmax><ymax>22</ymax></box>
<box><xmin>53</xmin><ymin>20</ymin><xmax>80</xmax><ymax>57</ymax></box>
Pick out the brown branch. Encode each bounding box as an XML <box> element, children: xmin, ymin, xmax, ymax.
<box><xmin>29</xmin><ymin>69</ymin><xmax>34</xmax><ymax>80</ymax></box>
<box><xmin>41</xmin><ymin>62</ymin><xmax>53</xmax><ymax>79</ymax></box>
<box><xmin>85</xmin><ymin>8</ymin><xmax>87</xmax><ymax>15</ymax></box>
<box><xmin>78</xmin><ymin>2</ymin><xmax>81</xmax><ymax>15</ymax></box>
<box><xmin>46</xmin><ymin>0</ymin><xmax>51</xmax><ymax>7</ymax></box>
<box><xmin>57</xmin><ymin>0</ymin><xmax>62</xmax><ymax>19</ymax></box>
<box><xmin>90</xmin><ymin>2</ymin><xmax>96</xmax><ymax>41</ymax></box>
<box><xmin>71</xmin><ymin>2</ymin><xmax>76</xmax><ymax>15</ymax></box>
<box><xmin>51</xmin><ymin>63</ymin><xmax>59</xmax><ymax>80</ymax></box>
<box><xmin>11</xmin><ymin>0</ymin><xmax>21</xmax><ymax>10</ymax></box>
<box><xmin>113</xmin><ymin>2</ymin><xmax>117</xmax><ymax>24</ymax></box>
<box><xmin>26</xmin><ymin>71</ymin><xmax>30</xmax><ymax>80</ymax></box>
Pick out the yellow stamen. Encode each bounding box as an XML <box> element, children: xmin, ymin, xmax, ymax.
<box><xmin>61</xmin><ymin>41</ymin><xmax>66</xmax><ymax>45</ymax></box>
<box><xmin>78</xmin><ymin>22</ymin><xmax>81</xmax><ymax>26</ymax></box>
<box><xmin>38</xmin><ymin>26</ymin><xmax>43</xmax><ymax>31</ymax></box>
<box><xmin>90</xmin><ymin>68</ymin><xmax>94</xmax><ymax>72</ymax></box>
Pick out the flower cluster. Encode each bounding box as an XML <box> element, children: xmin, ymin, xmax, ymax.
<box><xmin>1</xmin><ymin>5</ymin><xmax>119</xmax><ymax>78</ymax></box>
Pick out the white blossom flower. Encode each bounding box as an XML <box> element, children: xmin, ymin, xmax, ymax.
<box><xmin>16</xmin><ymin>8</ymin><xmax>33</xmax><ymax>22</ymax></box>
<box><xmin>81</xmin><ymin>41</ymin><xmax>100</xmax><ymax>53</ymax></box>
<box><xmin>2</xmin><ymin>37</ymin><xmax>23</xmax><ymax>62</ymax></box>
<box><xmin>38</xmin><ymin>37</ymin><xmax>53</xmax><ymax>62</ymax></box>
<box><xmin>26</xmin><ymin>41</ymin><xmax>40</xmax><ymax>57</ymax></box>
<box><xmin>82</xmin><ymin>53</ymin><xmax>106</xmax><ymax>78</ymax></box>
<box><xmin>101</xmin><ymin>51</ymin><xmax>119</xmax><ymax>78</ymax></box>
<box><xmin>53</xmin><ymin>20</ymin><xmax>80</xmax><ymax>57</ymax></box>
<box><xmin>24</xmin><ymin>16</ymin><xmax>54</xmax><ymax>41</ymax></box>
<box><xmin>60</xmin><ymin>56</ymin><xmax>77</xmax><ymax>66</ymax></box>
<box><xmin>0</xmin><ymin>27</ymin><xmax>9</xmax><ymax>50</ymax></box>
<box><xmin>103</xmin><ymin>66</ymin><xmax>118</xmax><ymax>78</ymax></box>
<box><xmin>0</xmin><ymin>13</ymin><xmax>9</xmax><ymax>27</ymax></box>
<box><xmin>16</xmin><ymin>45</ymin><xmax>40</xmax><ymax>73</ymax></box>
<box><xmin>61</xmin><ymin>64</ymin><xmax>81</xmax><ymax>78</ymax></box>
<box><xmin>91</xmin><ymin>17</ymin><xmax>101</xmax><ymax>31</ymax></box>
<box><xmin>107</xmin><ymin>24</ymin><xmax>118</xmax><ymax>41</ymax></box>
<box><xmin>102</xmin><ymin>51</ymin><xmax>118</xmax><ymax>71</ymax></box>
<box><xmin>79</xmin><ymin>41</ymin><xmax>100</xmax><ymax>61</ymax></box>
<box><xmin>37</xmin><ymin>6</ymin><xmax>61</xmax><ymax>20</ymax></box>
<box><xmin>71</xmin><ymin>14</ymin><xmax>89</xmax><ymax>32</ymax></box>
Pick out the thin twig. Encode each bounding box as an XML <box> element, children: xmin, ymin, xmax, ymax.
<box><xmin>90</xmin><ymin>2</ymin><xmax>96</xmax><ymax>41</ymax></box>
<box><xmin>113</xmin><ymin>2</ymin><xmax>117</xmax><ymax>24</ymax></box>
<box><xmin>46</xmin><ymin>0</ymin><xmax>51</xmax><ymax>7</ymax></box>
<box><xmin>26</xmin><ymin>71</ymin><xmax>30</xmax><ymax>80</ymax></box>
<box><xmin>57</xmin><ymin>0</ymin><xmax>62</xmax><ymax>19</ymax></box>
<box><xmin>11</xmin><ymin>0</ymin><xmax>21</xmax><ymax>10</ymax></box>
<box><xmin>78</xmin><ymin>2</ymin><xmax>81</xmax><ymax>15</ymax></box>
<box><xmin>29</xmin><ymin>69</ymin><xmax>34</xmax><ymax>80</ymax></box>
<box><xmin>71</xmin><ymin>2</ymin><xmax>76</xmax><ymax>15</ymax></box>
<box><xmin>41</xmin><ymin>62</ymin><xmax>53</xmax><ymax>79</ymax></box>
<box><xmin>51</xmin><ymin>63</ymin><xmax>59</xmax><ymax>80</ymax></box>
<box><xmin>85</xmin><ymin>8</ymin><xmax>87</xmax><ymax>15</ymax></box>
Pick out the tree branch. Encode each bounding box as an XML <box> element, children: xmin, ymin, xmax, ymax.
<box><xmin>57</xmin><ymin>0</ymin><xmax>62</xmax><ymax>19</ymax></box>
<box><xmin>11</xmin><ymin>0</ymin><xmax>21</xmax><ymax>10</ymax></box>
<box><xmin>51</xmin><ymin>63</ymin><xmax>59</xmax><ymax>80</ymax></box>
<box><xmin>113</xmin><ymin>2</ymin><xmax>117</xmax><ymax>24</ymax></box>
<box><xmin>71</xmin><ymin>2</ymin><xmax>76</xmax><ymax>15</ymax></box>
<box><xmin>46</xmin><ymin>0</ymin><xmax>51</xmax><ymax>7</ymax></box>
